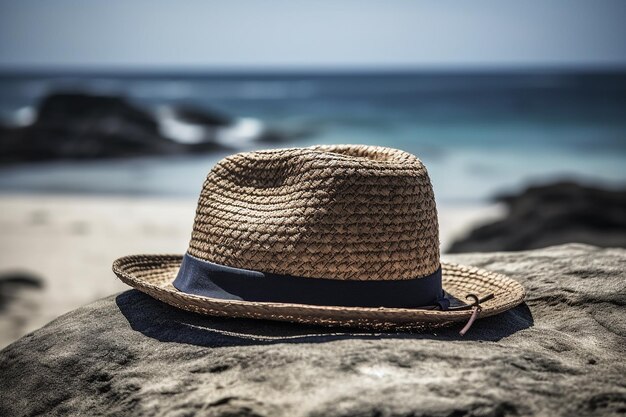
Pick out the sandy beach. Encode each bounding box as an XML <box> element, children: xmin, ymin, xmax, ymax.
<box><xmin>0</xmin><ymin>194</ymin><xmax>502</xmax><ymax>348</ymax></box>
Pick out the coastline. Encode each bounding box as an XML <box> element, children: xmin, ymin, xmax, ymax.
<box><xmin>0</xmin><ymin>193</ymin><xmax>501</xmax><ymax>348</ymax></box>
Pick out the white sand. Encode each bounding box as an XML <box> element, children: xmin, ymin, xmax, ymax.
<box><xmin>0</xmin><ymin>194</ymin><xmax>503</xmax><ymax>348</ymax></box>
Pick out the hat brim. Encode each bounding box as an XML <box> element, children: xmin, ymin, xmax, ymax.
<box><xmin>112</xmin><ymin>254</ymin><xmax>526</xmax><ymax>330</ymax></box>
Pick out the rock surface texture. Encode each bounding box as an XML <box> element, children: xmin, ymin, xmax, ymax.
<box><xmin>1</xmin><ymin>244</ymin><xmax>625</xmax><ymax>417</ymax></box>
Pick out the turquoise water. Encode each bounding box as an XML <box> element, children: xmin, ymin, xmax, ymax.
<box><xmin>0</xmin><ymin>71</ymin><xmax>625</xmax><ymax>204</ymax></box>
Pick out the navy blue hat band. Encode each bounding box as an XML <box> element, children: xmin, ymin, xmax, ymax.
<box><xmin>173</xmin><ymin>253</ymin><xmax>449</xmax><ymax>310</ymax></box>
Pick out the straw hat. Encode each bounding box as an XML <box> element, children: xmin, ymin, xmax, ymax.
<box><xmin>113</xmin><ymin>145</ymin><xmax>525</xmax><ymax>334</ymax></box>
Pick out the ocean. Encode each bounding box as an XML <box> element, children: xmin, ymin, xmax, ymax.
<box><xmin>0</xmin><ymin>71</ymin><xmax>625</xmax><ymax>205</ymax></box>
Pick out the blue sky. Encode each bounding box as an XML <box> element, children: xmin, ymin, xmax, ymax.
<box><xmin>1</xmin><ymin>0</ymin><xmax>625</xmax><ymax>70</ymax></box>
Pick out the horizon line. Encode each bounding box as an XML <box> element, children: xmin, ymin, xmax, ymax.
<box><xmin>1</xmin><ymin>63</ymin><xmax>626</xmax><ymax>77</ymax></box>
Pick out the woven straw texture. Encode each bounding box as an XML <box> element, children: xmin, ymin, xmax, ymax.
<box><xmin>189</xmin><ymin>145</ymin><xmax>439</xmax><ymax>280</ymax></box>
<box><xmin>112</xmin><ymin>145</ymin><xmax>526</xmax><ymax>329</ymax></box>
<box><xmin>112</xmin><ymin>255</ymin><xmax>525</xmax><ymax>330</ymax></box>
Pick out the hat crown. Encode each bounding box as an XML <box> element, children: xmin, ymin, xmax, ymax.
<box><xmin>188</xmin><ymin>145</ymin><xmax>440</xmax><ymax>281</ymax></box>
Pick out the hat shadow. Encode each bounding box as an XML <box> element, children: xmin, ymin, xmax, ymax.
<box><xmin>115</xmin><ymin>290</ymin><xmax>534</xmax><ymax>347</ymax></box>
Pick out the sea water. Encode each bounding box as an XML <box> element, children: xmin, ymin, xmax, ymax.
<box><xmin>0</xmin><ymin>71</ymin><xmax>624</xmax><ymax>204</ymax></box>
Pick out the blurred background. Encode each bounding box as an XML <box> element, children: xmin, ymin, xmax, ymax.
<box><xmin>0</xmin><ymin>0</ymin><xmax>625</xmax><ymax>346</ymax></box>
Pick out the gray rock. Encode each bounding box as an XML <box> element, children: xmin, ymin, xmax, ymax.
<box><xmin>1</xmin><ymin>244</ymin><xmax>625</xmax><ymax>417</ymax></box>
<box><xmin>0</xmin><ymin>272</ymin><xmax>44</xmax><ymax>345</ymax></box>
<box><xmin>448</xmin><ymin>182</ymin><xmax>626</xmax><ymax>253</ymax></box>
<box><xmin>0</xmin><ymin>92</ymin><xmax>189</xmax><ymax>163</ymax></box>
<box><xmin>0</xmin><ymin>92</ymin><xmax>307</xmax><ymax>164</ymax></box>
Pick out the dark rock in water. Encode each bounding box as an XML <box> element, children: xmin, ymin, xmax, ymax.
<box><xmin>1</xmin><ymin>244</ymin><xmax>625</xmax><ymax>416</ymax></box>
<box><xmin>448</xmin><ymin>182</ymin><xmax>626</xmax><ymax>253</ymax></box>
<box><xmin>0</xmin><ymin>92</ymin><xmax>188</xmax><ymax>163</ymax></box>
<box><xmin>169</xmin><ymin>104</ymin><xmax>233</xmax><ymax>127</ymax></box>
<box><xmin>36</xmin><ymin>93</ymin><xmax>160</xmax><ymax>133</ymax></box>
<box><xmin>0</xmin><ymin>92</ymin><xmax>305</xmax><ymax>164</ymax></box>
